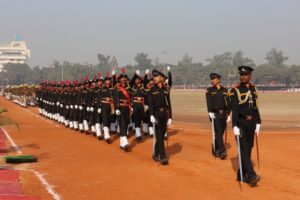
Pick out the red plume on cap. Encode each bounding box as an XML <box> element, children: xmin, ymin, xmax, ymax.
<box><xmin>98</xmin><ymin>72</ymin><xmax>102</xmax><ymax>77</ymax></box>
<box><xmin>85</xmin><ymin>75</ymin><xmax>89</xmax><ymax>81</ymax></box>
<box><xmin>94</xmin><ymin>75</ymin><xmax>97</xmax><ymax>80</ymax></box>
<box><xmin>121</xmin><ymin>67</ymin><xmax>125</xmax><ymax>74</ymax></box>
<box><xmin>106</xmin><ymin>72</ymin><xmax>110</xmax><ymax>77</ymax></box>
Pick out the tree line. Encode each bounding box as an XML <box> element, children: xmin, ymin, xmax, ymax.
<box><xmin>0</xmin><ymin>48</ymin><xmax>299</xmax><ymax>86</ymax></box>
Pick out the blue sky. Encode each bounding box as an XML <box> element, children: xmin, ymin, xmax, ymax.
<box><xmin>1</xmin><ymin>0</ymin><xmax>299</xmax><ymax>67</ymax></box>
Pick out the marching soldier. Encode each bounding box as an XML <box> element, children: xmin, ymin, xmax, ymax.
<box><xmin>94</xmin><ymin>73</ymin><xmax>104</xmax><ymax>139</ymax></box>
<box><xmin>87</xmin><ymin>78</ymin><xmax>97</xmax><ymax>134</ymax></box>
<box><xmin>206</xmin><ymin>73</ymin><xmax>230</xmax><ymax>160</ymax></box>
<box><xmin>148</xmin><ymin>70</ymin><xmax>172</xmax><ymax>165</ymax></box>
<box><xmin>230</xmin><ymin>66</ymin><xmax>261</xmax><ymax>186</ymax></box>
<box><xmin>129</xmin><ymin>69</ymin><xmax>148</xmax><ymax>141</ymax></box>
<box><xmin>72</xmin><ymin>81</ymin><xmax>80</xmax><ymax>130</ymax></box>
<box><xmin>101</xmin><ymin>73</ymin><xmax>114</xmax><ymax>143</ymax></box>
<box><xmin>143</xmin><ymin>70</ymin><xmax>155</xmax><ymax>137</ymax></box>
<box><xmin>113</xmin><ymin>68</ymin><xmax>132</xmax><ymax>151</ymax></box>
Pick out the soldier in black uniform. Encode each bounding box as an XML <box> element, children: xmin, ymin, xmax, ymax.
<box><xmin>94</xmin><ymin>74</ymin><xmax>104</xmax><ymax>139</ymax></box>
<box><xmin>163</xmin><ymin>66</ymin><xmax>173</xmax><ymax>139</ymax></box>
<box><xmin>72</xmin><ymin>81</ymin><xmax>80</xmax><ymax>130</ymax></box>
<box><xmin>78</xmin><ymin>80</ymin><xmax>88</xmax><ymax>132</ymax></box>
<box><xmin>206</xmin><ymin>73</ymin><xmax>231</xmax><ymax>160</ymax></box>
<box><xmin>148</xmin><ymin>70</ymin><xmax>172</xmax><ymax>165</ymax></box>
<box><xmin>86</xmin><ymin>78</ymin><xmax>97</xmax><ymax>134</ymax></box>
<box><xmin>129</xmin><ymin>69</ymin><xmax>148</xmax><ymax>141</ymax></box>
<box><xmin>230</xmin><ymin>66</ymin><xmax>261</xmax><ymax>186</ymax></box>
<box><xmin>143</xmin><ymin>70</ymin><xmax>155</xmax><ymax>137</ymax></box>
<box><xmin>101</xmin><ymin>73</ymin><xmax>114</xmax><ymax>143</ymax></box>
<box><xmin>113</xmin><ymin>68</ymin><xmax>132</xmax><ymax>151</ymax></box>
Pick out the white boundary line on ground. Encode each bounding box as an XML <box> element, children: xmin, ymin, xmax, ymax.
<box><xmin>1</xmin><ymin>127</ymin><xmax>62</xmax><ymax>200</ymax></box>
<box><xmin>1</xmin><ymin>128</ymin><xmax>22</xmax><ymax>155</ymax></box>
<box><xmin>21</xmin><ymin>108</ymin><xmax>60</xmax><ymax>128</ymax></box>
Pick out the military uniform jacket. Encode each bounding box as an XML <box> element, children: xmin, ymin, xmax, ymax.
<box><xmin>148</xmin><ymin>84</ymin><xmax>172</xmax><ymax>118</ymax></box>
<box><xmin>230</xmin><ymin>83</ymin><xmax>261</xmax><ymax>127</ymax></box>
<box><xmin>206</xmin><ymin>85</ymin><xmax>230</xmax><ymax>114</ymax></box>
<box><xmin>113</xmin><ymin>85</ymin><xmax>132</xmax><ymax>110</ymax></box>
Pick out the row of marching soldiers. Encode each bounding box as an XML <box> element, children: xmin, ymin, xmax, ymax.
<box><xmin>36</xmin><ymin>67</ymin><xmax>172</xmax><ymax>165</ymax></box>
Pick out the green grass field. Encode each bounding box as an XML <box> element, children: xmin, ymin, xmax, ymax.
<box><xmin>171</xmin><ymin>91</ymin><xmax>300</xmax><ymax>131</ymax></box>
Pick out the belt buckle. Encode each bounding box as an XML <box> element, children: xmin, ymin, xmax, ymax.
<box><xmin>246</xmin><ymin>116</ymin><xmax>252</xmax><ymax>120</ymax></box>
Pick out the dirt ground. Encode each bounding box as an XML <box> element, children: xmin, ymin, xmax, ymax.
<box><xmin>0</xmin><ymin>92</ymin><xmax>300</xmax><ymax>200</ymax></box>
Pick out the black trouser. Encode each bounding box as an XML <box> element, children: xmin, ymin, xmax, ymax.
<box><xmin>72</xmin><ymin>108</ymin><xmax>79</xmax><ymax>121</ymax></box>
<box><xmin>154</xmin><ymin>110</ymin><xmax>168</xmax><ymax>159</ymax></box>
<box><xmin>144</xmin><ymin>109</ymin><xmax>152</xmax><ymax>127</ymax></box>
<box><xmin>101</xmin><ymin>104</ymin><xmax>111</xmax><ymax>127</ymax></box>
<box><xmin>133</xmin><ymin>103</ymin><xmax>144</xmax><ymax>128</ymax></box>
<box><xmin>236</xmin><ymin>118</ymin><xmax>257</xmax><ymax>180</ymax></box>
<box><xmin>78</xmin><ymin>106</ymin><xmax>87</xmax><ymax>123</ymax></box>
<box><xmin>64</xmin><ymin>106</ymin><xmax>70</xmax><ymax>121</ymax></box>
<box><xmin>95</xmin><ymin>106</ymin><xmax>102</xmax><ymax>124</ymax></box>
<box><xmin>212</xmin><ymin>113</ymin><xmax>227</xmax><ymax>154</ymax></box>
<box><xmin>119</xmin><ymin>106</ymin><xmax>130</xmax><ymax>137</ymax></box>
<box><xmin>88</xmin><ymin>108</ymin><xmax>95</xmax><ymax>126</ymax></box>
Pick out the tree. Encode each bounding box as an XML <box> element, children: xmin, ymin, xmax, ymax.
<box><xmin>134</xmin><ymin>52</ymin><xmax>152</xmax><ymax>70</ymax></box>
<box><xmin>1</xmin><ymin>64</ymin><xmax>34</xmax><ymax>85</ymax></box>
<box><xmin>178</xmin><ymin>54</ymin><xmax>193</xmax><ymax>67</ymax></box>
<box><xmin>265</xmin><ymin>48</ymin><xmax>288</xmax><ymax>67</ymax></box>
<box><xmin>232</xmin><ymin>51</ymin><xmax>255</xmax><ymax>67</ymax></box>
<box><xmin>97</xmin><ymin>54</ymin><xmax>111</xmax><ymax>72</ymax></box>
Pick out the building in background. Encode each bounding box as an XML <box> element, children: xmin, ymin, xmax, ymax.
<box><xmin>0</xmin><ymin>39</ymin><xmax>31</xmax><ymax>71</ymax></box>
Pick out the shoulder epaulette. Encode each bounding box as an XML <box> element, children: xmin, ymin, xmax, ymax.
<box><xmin>233</xmin><ymin>84</ymin><xmax>240</xmax><ymax>88</ymax></box>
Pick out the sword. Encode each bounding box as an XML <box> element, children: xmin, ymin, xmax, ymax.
<box><xmin>225</xmin><ymin>124</ymin><xmax>228</xmax><ymax>152</ymax></box>
<box><xmin>237</xmin><ymin>134</ymin><xmax>243</xmax><ymax>183</ymax></box>
<box><xmin>152</xmin><ymin>120</ymin><xmax>156</xmax><ymax>155</ymax></box>
<box><xmin>255</xmin><ymin>134</ymin><xmax>260</xmax><ymax>169</ymax></box>
<box><xmin>211</xmin><ymin>118</ymin><xmax>216</xmax><ymax>156</ymax></box>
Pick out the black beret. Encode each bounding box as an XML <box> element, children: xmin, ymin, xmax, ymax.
<box><xmin>103</xmin><ymin>76</ymin><xmax>112</xmax><ymax>81</ymax></box>
<box><xmin>238</xmin><ymin>66</ymin><xmax>254</xmax><ymax>74</ymax></box>
<box><xmin>118</xmin><ymin>73</ymin><xmax>130</xmax><ymax>81</ymax></box>
<box><xmin>152</xmin><ymin>70</ymin><xmax>167</xmax><ymax>79</ymax></box>
<box><xmin>209</xmin><ymin>73</ymin><xmax>222</xmax><ymax>79</ymax></box>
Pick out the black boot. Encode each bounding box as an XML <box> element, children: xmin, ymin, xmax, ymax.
<box><xmin>160</xmin><ymin>158</ymin><xmax>169</xmax><ymax>165</ymax></box>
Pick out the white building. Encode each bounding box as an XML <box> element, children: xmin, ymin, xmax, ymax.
<box><xmin>0</xmin><ymin>40</ymin><xmax>31</xmax><ymax>71</ymax></box>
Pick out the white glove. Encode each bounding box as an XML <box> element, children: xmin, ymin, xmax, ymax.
<box><xmin>150</xmin><ymin>115</ymin><xmax>156</xmax><ymax>123</ymax></box>
<box><xmin>226</xmin><ymin>116</ymin><xmax>231</xmax><ymax>123</ymax></box>
<box><xmin>66</xmin><ymin>105</ymin><xmax>69</xmax><ymax>109</ymax></box>
<box><xmin>145</xmin><ymin>69</ymin><xmax>149</xmax><ymax>74</ymax></box>
<box><xmin>144</xmin><ymin>105</ymin><xmax>149</xmax><ymax>111</ymax></box>
<box><xmin>56</xmin><ymin>102</ymin><xmax>60</xmax><ymax>106</ymax></box>
<box><xmin>60</xmin><ymin>104</ymin><xmax>63</xmax><ymax>108</ymax></box>
<box><xmin>97</xmin><ymin>108</ymin><xmax>101</xmax><ymax>114</ymax></box>
<box><xmin>36</xmin><ymin>98</ymin><xmax>39</xmax><ymax>101</ymax></box>
<box><xmin>209</xmin><ymin>112</ymin><xmax>215</xmax><ymax>119</ymax></box>
<box><xmin>233</xmin><ymin>126</ymin><xmax>240</xmax><ymax>136</ymax></box>
<box><xmin>167</xmin><ymin>66</ymin><xmax>171</xmax><ymax>71</ymax></box>
<box><xmin>136</xmin><ymin>69</ymin><xmax>140</xmax><ymax>75</ymax></box>
<box><xmin>75</xmin><ymin>105</ymin><xmax>78</xmax><ymax>109</ymax></box>
<box><xmin>116</xmin><ymin>109</ymin><xmax>121</xmax><ymax>115</ymax></box>
<box><xmin>70</xmin><ymin>105</ymin><xmax>74</xmax><ymax>109</ymax></box>
<box><xmin>255</xmin><ymin>124</ymin><xmax>261</xmax><ymax>136</ymax></box>
<box><xmin>167</xmin><ymin>118</ymin><xmax>172</xmax><ymax>126</ymax></box>
<box><xmin>90</xmin><ymin>107</ymin><xmax>94</xmax><ymax>112</ymax></box>
<box><xmin>79</xmin><ymin>106</ymin><xmax>83</xmax><ymax>110</ymax></box>
<box><xmin>86</xmin><ymin>107</ymin><xmax>90</xmax><ymax>112</ymax></box>
<box><xmin>111</xmin><ymin>70</ymin><xmax>116</xmax><ymax>75</ymax></box>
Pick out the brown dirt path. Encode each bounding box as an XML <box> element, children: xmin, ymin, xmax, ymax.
<box><xmin>1</xmin><ymin>97</ymin><xmax>300</xmax><ymax>200</ymax></box>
